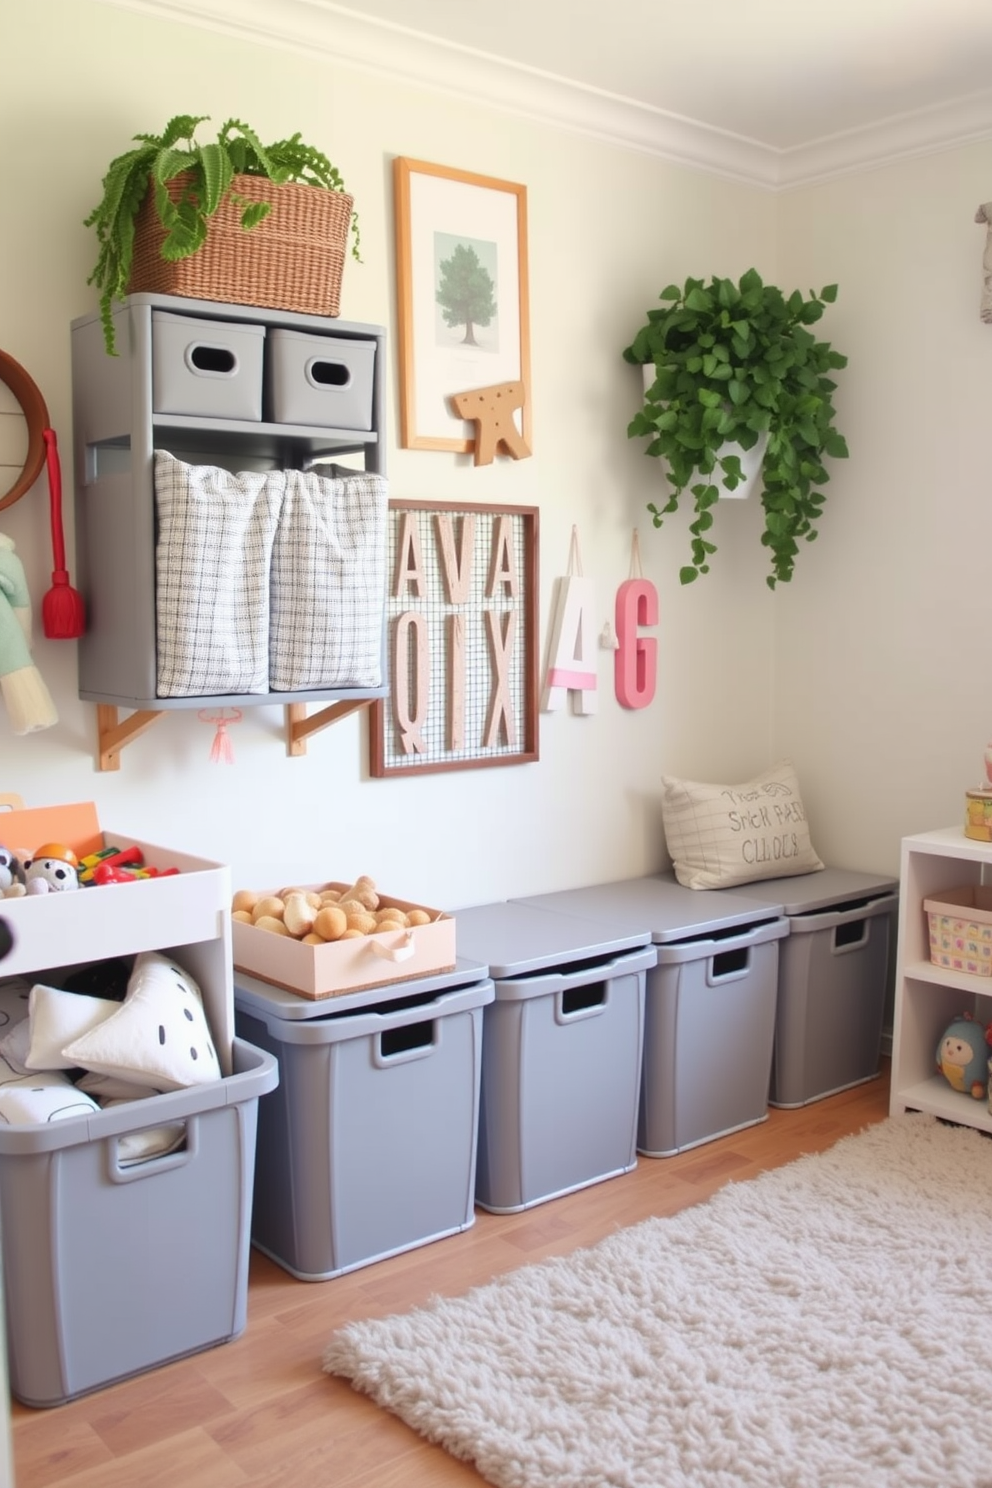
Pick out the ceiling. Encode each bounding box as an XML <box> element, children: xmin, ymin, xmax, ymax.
<box><xmin>329</xmin><ymin>0</ymin><xmax>992</xmax><ymax>149</ymax></box>
<box><xmin>104</xmin><ymin>0</ymin><xmax>992</xmax><ymax>186</ymax></box>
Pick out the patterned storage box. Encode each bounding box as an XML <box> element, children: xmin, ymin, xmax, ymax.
<box><xmin>925</xmin><ymin>885</ymin><xmax>992</xmax><ymax>977</ymax></box>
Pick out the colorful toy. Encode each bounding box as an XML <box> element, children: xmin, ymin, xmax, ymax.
<box><xmin>78</xmin><ymin>844</ymin><xmax>142</xmax><ymax>884</ymax></box>
<box><xmin>935</xmin><ymin>1013</ymin><xmax>992</xmax><ymax>1099</ymax></box>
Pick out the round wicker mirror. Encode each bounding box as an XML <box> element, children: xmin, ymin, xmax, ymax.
<box><xmin>0</xmin><ymin>349</ymin><xmax>49</xmax><ymax>512</ymax></box>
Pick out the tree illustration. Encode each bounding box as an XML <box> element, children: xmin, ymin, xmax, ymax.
<box><xmin>436</xmin><ymin>242</ymin><xmax>496</xmax><ymax>346</ymax></box>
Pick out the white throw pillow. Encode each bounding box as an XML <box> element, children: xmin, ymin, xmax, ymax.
<box><xmin>0</xmin><ymin>1019</ymin><xmax>32</xmax><ymax>1074</ymax></box>
<box><xmin>0</xmin><ymin>1074</ymin><xmax>99</xmax><ymax>1125</ymax></box>
<box><xmin>26</xmin><ymin>984</ymin><xmax>120</xmax><ymax>1071</ymax></box>
<box><xmin>661</xmin><ymin>759</ymin><xmax>825</xmax><ymax>890</ymax></box>
<box><xmin>62</xmin><ymin>951</ymin><xmax>222</xmax><ymax>1092</ymax></box>
<box><xmin>0</xmin><ymin>1052</ymin><xmax>28</xmax><ymax>1087</ymax></box>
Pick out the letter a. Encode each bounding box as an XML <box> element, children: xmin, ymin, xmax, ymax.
<box><xmin>541</xmin><ymin>575</ymin><xmax>597</xmax><ymax>715</ymax></box>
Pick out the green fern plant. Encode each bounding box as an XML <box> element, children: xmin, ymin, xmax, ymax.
<box><xmin>623</xmin><ymin>269</ymin><xmax>848</xmax><ymax>588</ymax></box>
<box><xmin>85</xmin><ymin>115</ymin><xmax>361</xmax><ymax>355</ymax></box>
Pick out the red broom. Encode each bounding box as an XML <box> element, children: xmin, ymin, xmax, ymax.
<box><xmin>41</xmin><ymin>427</ymin><xmax>85</xmax><ymax>640</ymax></box>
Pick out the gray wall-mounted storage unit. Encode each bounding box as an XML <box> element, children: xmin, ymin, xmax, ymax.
<box><xmin>71</xmin><ymin>292</ymin><xmax>387</xmax><ymax>713</ymax></box>
<box><xmin>453</xmin><ymin>901</ymin><xmax>655</xmax><ymax>1213</ymax></box>
<box><xmin>516</xmin><ymin>877</ymin><xmax>789</xmax><ymax>1157</ymax></box>
<box><xmin>234</xmin><ymin>961</ymin><xmax>493</xmax><ymax>1281</ymax></box>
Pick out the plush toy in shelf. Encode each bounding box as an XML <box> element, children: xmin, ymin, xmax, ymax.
<box><xmin>935</xmin><ymin>1013</ymin><xmax>992</xmax><ymax>1099</ymax></box>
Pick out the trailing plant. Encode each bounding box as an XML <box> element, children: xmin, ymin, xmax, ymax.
<box><xmin>85</xmin><ymin>114</ymin><xmax>361</xmax><ymax>355</ymax></box>
<box><xmin>623</xmin><ymin>269</ymin><xmax>849</xmax><ymax>588</ymax></box>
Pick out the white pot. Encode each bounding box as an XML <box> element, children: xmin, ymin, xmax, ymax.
<box><xmin>640</xmin><ymin>364</ymin><xmax>768</xmax><ymax>500</ymax></box>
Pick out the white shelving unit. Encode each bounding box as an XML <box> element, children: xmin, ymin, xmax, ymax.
<box><xmin>890</xmin><ymin>825</ymin><xmax>992</xmax><ymax>1132</ymax></box>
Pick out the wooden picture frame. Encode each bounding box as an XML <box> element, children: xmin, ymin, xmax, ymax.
<box><xmin>370</xmin><ymin>500</ymin><xmax>539</xmax><ymax>776</ymax></box>
<box><xmin>393</xmin><ymin>157</ymin><xmax>531</xmax><ymax>453</ymax></box>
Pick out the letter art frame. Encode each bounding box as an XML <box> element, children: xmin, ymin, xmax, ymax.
<box><xmin>370</xmin><ymin>500</ymin><xmax>539</xmax><ymax>777</ymax></box>
<box><xmin>394</xmin><ymin>157</ymin><xmax>532</xmax><ymax>453</ymax></box>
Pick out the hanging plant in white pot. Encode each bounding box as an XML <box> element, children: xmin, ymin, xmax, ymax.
<box><xmin>639</xmin><ymin>362</ymin><xmax>768</xmax><ymax>500</ymax></box>
<box><xmin>623</xmin><ymin>269</ymin><xmax>849</xmax><ymax>588</ymax></box>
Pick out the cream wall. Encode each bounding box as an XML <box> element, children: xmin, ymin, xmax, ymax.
<box><xmin>1</xmin><ymin>0</ymin><xmax>782</xmax><ymax>906</ymax></box>
<box><xmin>777</xmin><ymin>141</ymin><xmax>992</xmax><ymax>875</ymax></box>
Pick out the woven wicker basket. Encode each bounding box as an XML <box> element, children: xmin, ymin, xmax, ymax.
<box><xmin>127</xmin><ymin>174</ymin><xmax>353</xmax><ymax>318</ymax></box>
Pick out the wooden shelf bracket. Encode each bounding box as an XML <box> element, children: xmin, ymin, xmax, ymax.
<box><xmin>96</xmin><ymin>705</ymin><xmax>165</xmax><ymax>771</ymax></box>
<box><xmin>285</xmin><ymin>699</ymin><xmax>374</xmax><ymax>757</ymax></box>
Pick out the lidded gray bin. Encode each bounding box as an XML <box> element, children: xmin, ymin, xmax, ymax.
<box><xmin>233</xmin><ymin>962</ymin><xmax>494</xmax><ymax>1281</ymax></box>
<box><xmin>264</xmin><ymin>328</ymin><xmax>376</xmax><ymax>430</ymax></box>
<box><xmin>717</xmin><ymin>867</ymin><xmax>899</xmax><ymax>1108</ymax></box>
<box><xmin>152</xmin><ymin>310</ymin><xmax>265</xmax><ymax>420</ymax></box>
<box><xmin>0</xmin><ymin>1038</ymin><xmax>278</xmax><ymax>1408</ymax></box>
<box><xmin>517</xmin><ymin>878</ymin><xmax>789</xmax><ymax>1157</ymax></box>
<box><xmin>453</xmin><ymin>902</ymin><xmax>655</xmax><ymax>1213</ymax></box>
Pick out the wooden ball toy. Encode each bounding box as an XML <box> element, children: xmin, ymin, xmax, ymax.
<box><xmin>313</xmin><ymin>905</ymin><xmax>347</xmax><ymax>941</ymax></box>
<box><xmin>254</xmin><ymin>915</ymin><xmax>289</xmax><ymax>936</ymax></box>
<box><xmin>251</xmin><ymin>895</ymin><xmax>285</xmax><ymax>923</ymax></box>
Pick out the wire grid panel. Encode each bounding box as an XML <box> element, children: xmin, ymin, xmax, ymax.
<box><xmin>370</xmin><ymin>501</ymin><xmax>539</xmax><ymax>775</ymax></box>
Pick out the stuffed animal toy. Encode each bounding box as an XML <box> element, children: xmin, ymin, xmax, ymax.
<box><xmin>0</xmin><ymin>847</ymin><xmax>24</xmax><ymax>897</ymax></box>
<box><xmin>0</xmin><ymin>534</ymin><xmax>57</xmax><ymax>734</ymax></box>
<box><xmin>22</xmin><ymin>843</ymin><xmax>79</xmax><ymax>895</ymax></box>
<box><xmin>935</xmin><ymin>1013</ymin><xmax>992</xmax><ymax>1099</ymax></box>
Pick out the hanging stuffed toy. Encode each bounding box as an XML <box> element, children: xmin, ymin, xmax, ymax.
<box><xmin>0</xmin><ymin>534</ymin><xmax>57</xmax><ymax>733</ymax></box>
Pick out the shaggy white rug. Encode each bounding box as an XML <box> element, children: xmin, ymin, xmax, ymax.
<box><xmin>324</xmin><ymin>1115</ymin><xmax>992</xmax><ymax>1488</ymax></box>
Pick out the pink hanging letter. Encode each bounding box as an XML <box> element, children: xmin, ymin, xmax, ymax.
<box><xmin>614</xmin><ymin>579</ymin><xmax>658</xmax><ymax>709</ymax></box>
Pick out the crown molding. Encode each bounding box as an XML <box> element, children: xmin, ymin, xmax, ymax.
<box><xmin>91</xmin><ymin>0</ymin><xmax>992</xmax><ymax>191</ymax></box>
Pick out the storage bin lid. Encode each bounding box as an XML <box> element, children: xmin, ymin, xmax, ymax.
<box><xmin>453</xmin><ymin>901</ymin><xmax>652</xmax><ymax>979</ymax></box>
<box><xmin>514</xmin><ymin>876</ymin><xmax>784</xmax><ymax>945</ymax></box>
<box><xmin>712</xmin><ymin>867</ymin><xmax>898</xmax><ymax>917</ymax></box>
<box><xmin>233</xmin><ymin>955</ymin><xmax>490</xmax><ymax>1020</ymax></box>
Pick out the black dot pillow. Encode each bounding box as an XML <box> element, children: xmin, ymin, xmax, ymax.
<box><xmin>61</xmin><ymin>951</ymin><xmax>221</xmax><ymax>1091</ymax></box>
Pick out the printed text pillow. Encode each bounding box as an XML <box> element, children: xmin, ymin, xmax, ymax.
<box><xmin>661</xmin><ymin>759</ymin><xmax>824</xmax><ymax>890</ymax></box>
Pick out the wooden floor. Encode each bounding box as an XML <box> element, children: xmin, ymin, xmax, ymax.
<box><xmin>11</xmin><ymin>1065</ymin><xmax>891</xmax><ymax>1488</ymax></box>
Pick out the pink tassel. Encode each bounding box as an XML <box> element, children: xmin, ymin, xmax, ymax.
<box><xmin>199</xmin><ymin>709</ymin><xmax>241</xmax><ymax>764</ymax></box>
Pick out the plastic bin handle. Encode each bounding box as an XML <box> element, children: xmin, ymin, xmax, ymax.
<box><xmin>367</xmin><ymin>929</ymin><xmax>416</xmax><ymax>964</ymax></box>
<box><xmin>105</xmin><ymin>1117</ymin><xmax>199</xmax><ymax>1185</ymax></box>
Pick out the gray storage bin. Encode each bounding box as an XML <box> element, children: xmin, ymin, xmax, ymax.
<box><xmin>516</xmin><ymin>877</ymin><xmax>789</xmax><ymax>1157</ymax></box>
<box><xmin>0</xmin><ymin>1038</ymin><xmax>278</xmax><ymax>1408</ymax></box>
<box><xmin>454</xmin><ymin>902</ymin><xmax>655</xmax><ymax>1213</ymax></box>
<box><xmin>233</xmin><ymin>962</ymin><xmax>493</xmax><ymax>1281</ymax></box>
<box><xmin>721</xmin><ymin>868</ymin><xmax>899</xmax><ymax>1108</ymax></box>
<box><xmin>152</xmin><ymin>310</ymin><xmax>265</xmax><ymax>420</ymax></box>
<box><xmin>265</xmin><ymin>328</ymin><xmax>375</xmax><ymax>430</ymax></box>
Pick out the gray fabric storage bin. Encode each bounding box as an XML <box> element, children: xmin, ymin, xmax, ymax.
<box><xmin>264</xmin><ymin>328</ymin><xmax>375</xmax><ymax>430</ymax></box>
<box><xmin>234</xmin><ymin>962</ymin><xmax>493</xmax><ymax>1280</ymax></box>
<box><xmin>718</xmin><ymin>868</ymin><xmax>899</xmax><ymax>1108</ymax></box>
<box><xmin>454</xmin><ymin>902</ymin><xmax>654</xmax><ymax>1213</ymax></box>
<box><xmin>516</xmin><ymin>877</ymin><xmax>789</xmax><ymax>1157</ymax></box>
<box><xmin>152</xmin><ymin>310</ymin><xmax>265</xmax><ymax>420</ymax></box>
<box><xmin>0</xmin><ymin>1038</ymin><xmax>277</xmax><ymax>1408</ymax></box>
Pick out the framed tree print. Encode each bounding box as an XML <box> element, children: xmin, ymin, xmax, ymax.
<box><xmin>393</xmin><ymin>158</ymin><xmax>531</xmax><ymax>453</ymax></box>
